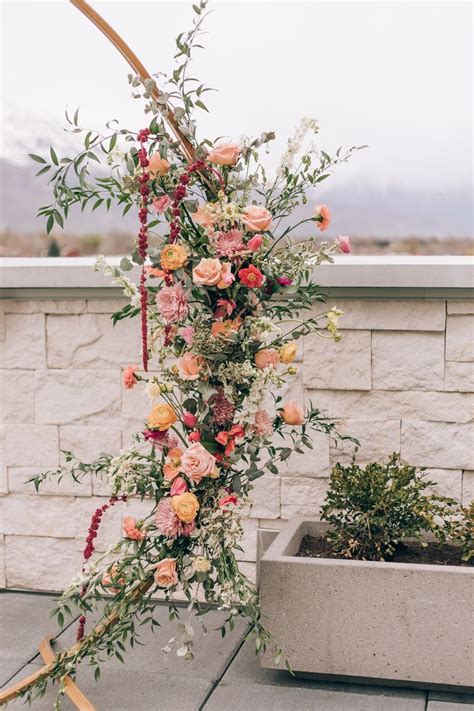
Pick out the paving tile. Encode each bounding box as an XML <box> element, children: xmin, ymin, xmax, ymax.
<box><xmin>427</xmin><ymin>702</ymin><xmax>474</xmax><ymax>710</ymax></box>
<box><xmin>2</xmin><ymin>664</ymin><xmax>212</xmax><ymax>710</ymax></box>
<box><xmin>0</xmin><ymin>592</ymin><xmax>65</xmax><ymax>683</ymax></box>
<box><xmin>203</xmin><ymin>639</ymin><xmax>426</xmax><ymax>710</ymax></box>
<box><xmin>429</xmin><ymin>692</ymin><xmax>474</xmax><ymax>705</ymax></box>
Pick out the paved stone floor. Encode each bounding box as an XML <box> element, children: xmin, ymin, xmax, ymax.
<box><xmin>1</xmin><ymin>592</ymin><xmax>473</xmax><ymax>710</ymax></box>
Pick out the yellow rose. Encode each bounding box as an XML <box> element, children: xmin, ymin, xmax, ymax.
<box><xmin>171</xmin><ymin>492</ymin><xmax>200</xmax><ymax>523</ymax></box>
<box><xmin>160</xmin><ymin>244</ymin><xmax>188</xmax><ymax>271</ymax></box>
<box><xmin>279</xmin><ymin>341</ymin><xmax>297</xmax><ymax>364</ymax></box>
<box><xmin>147</xmin><ymin>402</ymin><xmax>177</xmax><ymax>431</ymax></box>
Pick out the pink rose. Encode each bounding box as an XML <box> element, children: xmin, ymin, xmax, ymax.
<box><xmin>217</xmin><ymin>262</ymin><xmax>235</xmax><ymax>289</ymax></box>
<box><xmin>154</xmin><ymin>558</ymin><xmax>178</xmax><ymax>588</ymax></box>
<box><xmin>148</xmin><ymin>153</ymin><xmax>170</xmax><ymax>177</ymax></box>
<box><xmin>183</xmin><ymin>410</ymin><xmax>198</xmax><ymax>429</ymax></box>
<box><xmin>152</xmin><ymin>195</ymin><xmax>172</xmax><ymax>213</ymax></box>
<box><xmin>253</xmin><ymin>409</ymin><xmax>273</xmax><ymax>436</ymax></box>
<box><xmin>247</xmin><ymin>234</ymin><xmax>263</xmax><ymax>251</ymax></box>
<box><xmin>255</xmin><ymin>348</ymin><xmax>279</xmax><ymax>370</ymax></box>
<box><xmin>156</xmin><ymin>283</ymin><xmax>188</xmax><ymax>322</ymax></box>
<box><xmin>337</xmin><ymin>235</ymin><xmax>351</xmax><ymax>254</ymax></box>
<box><xmin>177</xmin><ymin>352</ymin><xmax>203</xmax><ymax>381</ymax></box>
<box><xmin>315</xmin><ymin>204</ymin><xmax>331</xmax><ymax>231</ymax></box>
<box><xmin>122</xmin><ymin>364</ymin><xmax>138</xmax><ymax>389</ymax></box>
<box><xmin>242</xmin><ymin>205</ymin><xmax>272</xmax><ymax>232</ymax></box>
<box><xmin>207</xmin><ymin>143</ymin><xmax>240</xmax><ymax>166</ymax></box>
<box><xmin>178</xmin><ymin>326</ymin><xmax>194</xmax><ymax>345</ymax></box>
<box><xmin>170</xmin><ymin>477</ymin><xmax>188</xmax><ymax>496</ymax></box>
<box><xmin>181</xmin><ymin>442</ymin><xmax>216</xmax><ymax>483</ymax></box>
<box><xmin>281</xmin><ymin>401</ymin><xmax>304</xmax><ymax>426</ymax></box>
<box><xmin>219</xmin><ymin>493</ymin><xmax>238</xmax><ymax>509</ymax></box>
<box><xmin>193</xmin><ymin>258</ymin><xmax>224</xmax><ymax>286</ymax></box>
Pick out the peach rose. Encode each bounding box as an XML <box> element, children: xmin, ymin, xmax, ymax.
<box><xmin>148</xmin><ymin>153</ymin><xmax>170</xmax><ymax>177</ymax></box>
<box><xmin>315</xmin><ymin>204</ymin><xmax>331</xmax><ymax>231</ymax></box>
<box><xmin>211</xmin><ymin>318</ymin><xmax>242</xmax><ymax>340</ymax></box>
<box><xmin>171</xmin><ymin>491</ymin><xmax>200</xmax><ymax>523</ymax></box>
<box><xmin>281</xmin><ymin>400</ymin><xmax>304</xmax><ymax>426</ymax></box>
<box><xmin>242</xmin><ymin>205</ymin><xmax>272</xmax><ymax>232</ymax></box>
<box><xmin>181</xmin><ymin>442</ymin><xmax>216</xmax><ymax>483</ymax></box>
<box><xmin>279</xmin><ymin>341</ymin><xmax>297</xmax><ymax>364</ymax></box>
<box><xmin>207</xmin><ymin>142</ymin><xmax>240</xmax><ymax>166</ymax></box>
<box><xmin>255</xmin><ymin>348</ymin><xmax>279</xmax><ymax>370</ymax></box>
<box><xmin>154</xmin><ymin>558</ymin><xmax>178</xmax><ymax>588</ymax></box>
<box><xmin>193</xmin><ymin>258</ymin><xmax>224</xmax><ymax>286</ymax></box>
<box><xmin>177</xmin><ymin>352</ymin><xmax>203</xmax><ymax>381</ymax></box>
<box><xmin>147</xmin><ymin>402</ymin><xmax>178</xmax><ymax>431</ymax></box>
<box><xmin>160</xmin><ymin>244</ymin><xmax>188</xmax><ymax>271</ymax></box>
<box><xmin>192</xmin><ymin>205</ymin><xmax>215</xmax><ymax>230</ymax></box>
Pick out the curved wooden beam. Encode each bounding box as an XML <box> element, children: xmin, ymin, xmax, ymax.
<box><xmin>38</xmin><ymin>636</ymin><xmax>95</xmax><ymax>710</ymax></box>
<box><xmin>69</xmin><ymin>0</ymin><xmax>196</xmax><ymax>163</ymax></box>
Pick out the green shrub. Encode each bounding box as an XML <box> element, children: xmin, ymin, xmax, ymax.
<box><xmin>320</xmin><ymin>453</ymin><xmax>460</xmax><ymax>561</ymax></box>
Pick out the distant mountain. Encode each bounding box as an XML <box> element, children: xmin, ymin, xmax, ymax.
<box><xmin>0</xmin><ymin>157</ymin><xmax>472</xmax><ymax>238</ymax></box>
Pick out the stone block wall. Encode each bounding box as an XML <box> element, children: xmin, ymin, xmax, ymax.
<box><xmin>0</xmin><ymin>295</ymin><xmax>473</xmax><ymax>591</ymax></box>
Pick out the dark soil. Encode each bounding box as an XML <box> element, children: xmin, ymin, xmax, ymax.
<box><xmin>296</xmin><ymin>535</ymin><xmax>471</xmax><ymax>566</ymax></box>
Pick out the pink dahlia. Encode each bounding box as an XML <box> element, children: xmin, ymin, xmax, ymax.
<box><xmin>155</xmin><ymin>498</ymin><xmax>195</xmax><ymax>538</ymax></box>
<box><xmin>215</xmin><ymin>229</ymin><xmax>245</xmax><ymax>258</ymax></box>
<box><xmin>209</xmin><ymin>388</ymin><xmax>235</xmax><ymax>425</ymax></box>
<box><xmin>156</xmin><ymin>283</ymin><xmax>188</xmax><ymax>323</ymax></box>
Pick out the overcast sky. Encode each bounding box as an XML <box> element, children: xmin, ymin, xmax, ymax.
<box><xmin>1</xmin><ymin>0</ymin><xmax>472</xmax><ymax>193</ymax></box>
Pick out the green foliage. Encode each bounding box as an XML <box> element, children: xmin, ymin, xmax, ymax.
<box><xmin>443</xmin><ymin>501</ymin><xmax>474</xmax><ymax>562</ymax></box>
<box><xmin>321</xmin><ymin>453</ymin><xmax>460</xmax><ymax>561</ymax></box>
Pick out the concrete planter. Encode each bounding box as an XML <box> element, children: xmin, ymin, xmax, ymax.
<box><xmin>260</xmin><ymin>518</ymin><xmax>474</xmax><ymax>690</ymax></box>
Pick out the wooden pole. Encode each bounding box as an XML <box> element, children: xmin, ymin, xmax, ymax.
<box><xmin>69</xmin><ymin>0</ymin><xmax>196</xmax><ymax>163</ymax></box>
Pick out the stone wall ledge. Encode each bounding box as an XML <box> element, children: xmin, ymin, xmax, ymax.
<box><xmin>1</xmin><ymin>256</ymin><xmax>473</xmax><ymax>300</ymax></box>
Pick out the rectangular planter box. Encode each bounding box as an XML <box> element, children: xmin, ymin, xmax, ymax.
<box><xmin>260</xmin><ymin>518</ymin><xmax>474</xmax><ymax>690</ymax></box>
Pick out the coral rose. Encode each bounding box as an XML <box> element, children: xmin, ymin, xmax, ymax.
<box><xmin>122</xmin><ymin>364</ymin><xmax>138</xmax><ymax>389</ymax></box>
<box><xmin>171</xmin><ymin>492</ymin><xmax>200</xmax><ymax>523</ymax></box>
<box><xmin>281</xmin><ymin>401</ymin><xmax>304</xmax><ymax>426</ymax></box>
<box><xmin>181</xmin><ymin>442</ymin><xmax>216</xmax><ymax>483</ymax></box>
<box><xmin>242</xmin><ymin>205</ymin><xmax>272</xmax><ymax>232</ymax></box>
<box><xmin>177</xmin><ymin>352</ymin><xmax>203</xmax><ymax>381</ymax></box>
<box><xmin>315</xmin><ymin>204</ymin><xmax>331</xmax><ymax>231</ymax></box>
<box><xmin>255</xmin><ymin>348</ymin><xmax>279</xmax><ymax>370</ymax></box>
<box><xmin>193</xmin><ymin>258</ymin><xmax>224</xmax><ymax>286</ymax></box>
<box><xmin>154</xmin><ymin>558</ymin><xmax>178</xmax><ymax>588</ymax></box>
<box><xmin>160</xmin><ymin>243</ymin><xmax>188</xmax><ymax>271</ymax></box>
<box><xmin>148</xmin><ymin>153</ymin><xmax>170</xmax><ymax>177</ymax></box>
<box><xmin>123</xmin><ymin>516</ymin><xmax>146</xmax><ymax>541</ymax></box>
<box><xmin>279</xmin><ymin>341</ymin><xmax>297</xmax><ymax>364</ymax></box>
<box><xmin>207</xmin><ymin>143</ymin><xmax>240</xmax><ymax>166</ymax></box>
<box><xmin>147</xmin><ymin>403</ymin><xmax>177</xmax><ymax>431</ymax></box>
<box><xmin>238</xmin><ymin>265</ymin><xmax>265</xmax><ymax>288</ymax></box>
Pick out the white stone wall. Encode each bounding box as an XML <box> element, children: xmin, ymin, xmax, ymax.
<box><xmin>0</xmin><ymin>295</ymin><xmax>473</xmax><ymax>591</ymax></box>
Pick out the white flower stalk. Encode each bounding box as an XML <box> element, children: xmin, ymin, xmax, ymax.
<box><xmin>277</xmin><ymin>116</ymin><xmax>319</xmax><ymax>176</ymax></box>
<box><xmin>93</xmin><ymin>255</ymin><xmax>140</xmax><ymax>307</ymax></box>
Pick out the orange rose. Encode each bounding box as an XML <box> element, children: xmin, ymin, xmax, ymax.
<box><xmin>160</xmin><ymin>244</ymin><xmax>188</xmax><ymax>271</ymax></box>
<box><xmin>177</xmin><ymin>352</ymin><xmax>203</xmax><ymax>381</ymax></box>
<box><xmin>148</xmin><ymin>153</ymin><xmax>170</xmax><ymax>177</ymax></box>
<box><xmin>255</xmin><ymin>348</ymin><xmax>279</xmax><ymax>370</ymax></box>
<box><xmin>154</xmin><ymin>558</ymin><xmax>178</xmax><ymax>588</ymax></box>
<box><xmin>147</xmin><ymin>402</ymin><xmax>177</xmax><ymax>431</ymax></box>
<box><xmin>171</xmin><ymin>492</ymin><xmax>200</xmax><ymax>523</ymax></box>
<box><xmin>207</xmin><ymin>143</ymin><xmax>240</xmax><ymax>166</ymax></box>
<box><xmin>242</xmin><ymin>205</ymin><xmax>272</xmax><ymax>232</ymax></box>
<box><xmin>281</xmin><ymin>401</ymin><xmax>304</xmax><ymax>426</ymax></box>
<box><xmin>211</xmin><ymin>318</ymin><xmax>242</xmax><ymax>340</ymax></box>
<box><xmin>192</xmin><ymin>258</ymin><xmax>223</xmax><ymax>286</ymax></box>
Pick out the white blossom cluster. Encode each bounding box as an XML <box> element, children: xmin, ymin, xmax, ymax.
<box><xmin>276</xmin><ymin>116</ymin><xmax>319</xmax><ymax>176</ymax></box>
